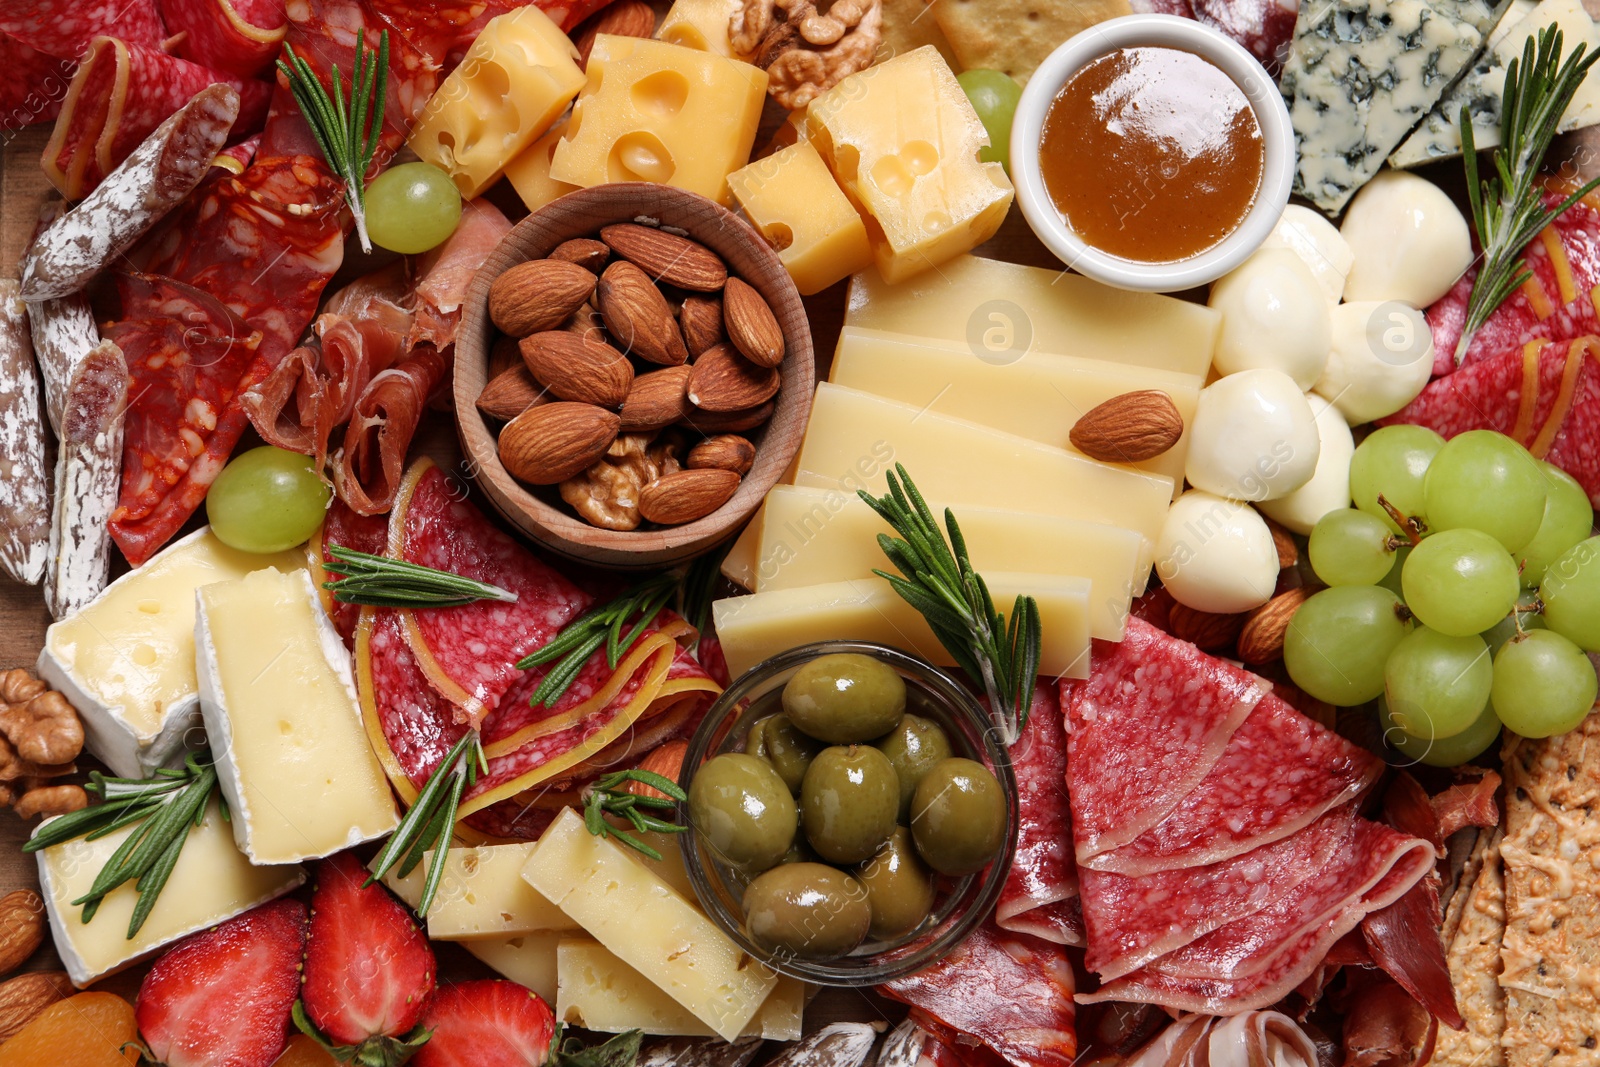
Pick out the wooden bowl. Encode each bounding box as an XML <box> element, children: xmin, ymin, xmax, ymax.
<box><xmin>455</xmin><ymin>183</ymin><xmax>815</xmax><ymax>570</ymax></box>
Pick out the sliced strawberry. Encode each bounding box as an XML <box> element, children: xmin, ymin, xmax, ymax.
<box><xmin>412</xmin><ymin>981</ymin><xmax>555</xmax><ymax>1067</ymax></box>
<box><xmin>300</xmin><ymin>852</ymin><xmax>437</xmax><ymax>1063</ymax></box>
<box><xmin>135</xmin><ymin>897</ymin><xmax>307</xmax><ymax>1067</ymax></box>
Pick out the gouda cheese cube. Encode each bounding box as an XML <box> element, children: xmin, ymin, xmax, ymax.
<box><xmin>728</xmin><ymin>142</ymin><xmax>872</xmax><ymax>295</ymax></box>
<box><xmin>714</xmin><ymin>573</ymin><xmax>1093</xmax><ymax>680</ymax></box>
<box><xmin>408</xmin><ymin>7</ymin><xmax>585</xmax><ymax>198</ymax></box>
<box><xmin>465</xmin><ymin>932</ymin><xmax>565</xmax><ymax>1002</ymax></box>
<box><xmin>523</xmin><ymin>808</ymin><xmax>778</xmax><ymax>1040</ymax></box>
<box><xmin>504</xmin><ymin>116</ymin><xmax>579</xmax><ymax>213</ymax></box>
<box><xmin>804</xmin><ymin>47</ymin><xmax>1013</xmax><ymax>283</ymax></box>
<box><xmin>656</xmin><ymin>0</ymin><xmax>747</xmax><ymax>57</ymax></box>
<box><xmin>427</xmin><ymin>844</ymin><xmax>580</xmax><ymax>940</ymax></box>
<box><xmin>550</xmin><ymin>36</ymin><xmax>768</xmax><ymax>204</ymax></box>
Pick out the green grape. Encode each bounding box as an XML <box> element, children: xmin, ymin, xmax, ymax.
<box><xmin>365</xmin><ymin>162</ymin><xmax>463</xmax><ymax>254</ymax></box>
<box><xmin>1540</xmin><ymin>537</ymin><xmax>1600</xmax><ymax>650</ymax></box>
<box><xmin>1517</xmin><ymin>462</ymin><xmax>1595</xmax><ymax>587</ymax></box>
<box><xmin>1422</xmin><ymin>430</ymin><xmax>1547</xmax><ymax>552</ymax></box>
<box><xmin>1349</xmin><ymin>425</ymin><xmax>1444</xmax><ymax>536</ymax></box>
<box><xmin>207</xmin><ymin>446</ymin><xmax>330</xmax><ymax>554</ymax></box>
<box><xmin>1401</xmin><ymin>528</ymin><xmax>1520</xmax><ymax>636</ymax></box>
<box><xmin>1379</xmin><ymin>544</ymin><xmax>1411</xmax><ymax>598</ymax></box>
<box><xmin>1380</xmin><ymin>696</ymin><xmax>1502</xmax><ymax>768</ymax></box>
<box><xmin>1308</xmin><ymin>509</ymin><xmax>1396</xmax><ymax>586</ymax></box>
<box><xmin>1284</xmin><ymin>586</ymin><xmax>1412</xmax><ymax>706</ymax></box>
<box><xmin>1383</xmin><ymin>627</ymin><xmax>1493</xmax><ymax>739</ymax></box>
<box><xmin>957</xmin><ymin>70</ymin><xmax>1022</xmax><ymax>172</ymax></box>
<box><xmin>1491</xmin><ymin>629</ymin><xmax>1598</xmax><ymax>738</ymax></box>
<box><xmin>1480</xmin><ymin>609</ymin><xmax>1545</xmax><ymax>656</ymax></box>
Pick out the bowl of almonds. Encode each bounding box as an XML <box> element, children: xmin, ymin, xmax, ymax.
<box><xmin>456</xmin><ymin>182</ymin><xmax>814</xmax><ymax>568</ymax></box>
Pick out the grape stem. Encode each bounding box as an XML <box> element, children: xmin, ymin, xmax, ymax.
<box><xmin>1394</xmin><ymin>602</ymin><xmax>1415</xmax><ymax>624</ymax></box>
<box><xmin>1376</xmin><ymin>495</ymin><xmax>1425</xmax><ymax>546</ymax></box>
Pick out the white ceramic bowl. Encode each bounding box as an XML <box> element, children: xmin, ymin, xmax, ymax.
<box><xmin>1010</xmin><ymin>14</ymin><xmax>1295</xmax><ymax>292</ymax></box>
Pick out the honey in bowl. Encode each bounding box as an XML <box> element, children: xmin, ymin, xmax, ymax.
<box><xmin>1039</xmin><ymin>46</ymin><xmax>1264</xmax><ymax>263</ymax></box>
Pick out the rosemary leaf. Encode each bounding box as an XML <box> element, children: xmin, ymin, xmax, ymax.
<box><xmin>516</xmin><ymin>575</ymin><xmax>679</xmax><ymax>708</ymax></box>
<box><xmin>580</xmin><ymin>768</ymin><xmax>687</xmax><ymax>860</ymax></box>
<box><xmin>323</xmin><ymin>544</ymin><xmax>517</xmax><ymax>608</ymax></box>
<box><xmin>367</xmin><ymin>731</ymin><xmax>479</xmax><ymax>916</ymax></box>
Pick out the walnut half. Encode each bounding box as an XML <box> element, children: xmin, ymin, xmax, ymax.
<box><xmin>560</xmin><ymin>433</ymin><xmax>683</xmax><ymax>530</ymax></box>
<box><xmin>733</xmin><ymin>0</ymin><xmax>883</xmax><ymax>110</ymax></box>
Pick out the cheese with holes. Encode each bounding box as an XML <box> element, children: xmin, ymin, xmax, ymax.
<box><xmin>504</xmin><ymin>115</ymin><xmax>580</xmax><ymax>213</ymax></box>
<box><xmin>37</xmin><ymin>799</ymin><xmax>305</xmax><ymax>986</ymax></box>
<box><xmin>713</xmin><ymin>573</ymin><xmax>1093</xmax><ymax>679</ymax></box>
<box><xmin>727</xmin><ymin>142</ymin><xmax>872</xmax><ymax>295</ymax></box>
<box><xmin>465</xmin><ymin>932</ymin><xmax>565</xmax><ymax>1002</ymax></box>
<box><xmin>196</xmin><ymin>567</ymin><xmax>397</xmax><ymax>865</ymax></box>
<box><xmin>550</xmin><ymin>36</ymin><xmax>767</xmax><ymax>204</ymax></box>
<box><xmin>428</xmin><ymin>844</ymin><xmax>579</xmax><ymax>940</ymax></box>
<box><xmin>656</xmin><ymin>0</ymin><xmax>747</xmax><ymax>56</ymax></box>
<box><xmin>36</xmin><ymin>528</ymin><xmax>304</xmax><ymax>779</ymax></box>
<box><xmin>407</xmin><ymin>6</ymin><xmax>585</xmax><ymax>198</ymax></box>
<box><xmin>556</xmin><ymin>938</ymin><xmax>805</xmax><ymax>1039</ymax></box>
<box><xmin>522</xmin><ymin>807</ymin><xmax>778</xmax><ymax>1040</ymax></box>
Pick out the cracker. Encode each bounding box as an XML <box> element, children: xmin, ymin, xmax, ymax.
<box><xmin>931</xmin><ymin>0</ymin><xmax>1132</xmax><ymax>82</ymax></box>
<box><xmin>879</xmin><ymin>0</ymin><xmax>959</xmax><ymax>67</ymax></box>
<box><xmin>1434</xmin><ymin>829</ymin><xmax>1507</xmax><ymax>1067</ymax></box>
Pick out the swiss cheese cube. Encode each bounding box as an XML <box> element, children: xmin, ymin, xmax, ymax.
<box><xmin>36</xmin><ymin>528</ymin><xmax>304</xmax><ymax>779</ymax></box>
<box><xmin>656</xmin><ymin>0</ymin><xmax>748</xmax><ymax>57</ymax></box>
<box><xmin>465</xmin><ymin>932</ymin><xmax>565</xmax><ymax>1002</ymax></box>
<box><xmin>549</xmin><ymin>36</ymin><xmax>767</xmax><ymax>204</ymax></box>
<box><xmin>196</xmin><ymin>568</ymin><xmax>397</xmax><ymax>865</ymax></box>
<box><xmin>804</xmin><ymin>46</ymin><xmax>1013</xmax><ymax>283</ymax></box>
<box><xmin>728</xmin><ymin>142</ymin><xmax>872</xmax><ymax>295</ymax></box>
<box><xmin>503</xmin><ymin>115</ymin><xmax>579</xmax><ymax>214</ymax></box>
<box><xmin>407</xmin><ymin>6</ymin><xmax>585</xmax><ymax>198</ymax></box>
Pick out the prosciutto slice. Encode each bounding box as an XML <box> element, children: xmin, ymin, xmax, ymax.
<box><xmin>997</xmin><ymin>684</ymin><xmax>1082</xmax><ymax>946</ymax></box>
<box><xmin>336</xmin><ymin>344</ymin><xmax>451</xmax><ymax>516</ymax></box>
<box><xmin>410</xmin><ymin>199</ymin><xmax>513</xmax><ymax>350</ymax></box>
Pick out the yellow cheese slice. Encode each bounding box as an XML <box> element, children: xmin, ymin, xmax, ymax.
<box><xmin>427</xmin><ymin>844</ymin><xmax>580</xmax><ymax>940</ymax></box>
<box><xmin>727</xmin><ymin>142</ymin><xmax>872</xmax><ymax>296</ymax></box>
<box><xmin>721</xmin><ymin>517</ymin><xmax>761</xmax><ymax>591</ymax></box>
<box><xmin>503</xmin><ymin>115</ymin><xmax>580</xmax><ymax>214</ymax></box>
<box><xmin>465</xmin><ymin>932</ymin><xmax>566</xmax><ymax>1003</ymax></box>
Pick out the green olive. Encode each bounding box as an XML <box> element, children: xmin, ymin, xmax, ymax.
<box><xmin>782</xmin><ymin>653</ymin><xmax>907</xmax><ymax>743</ymax></box>
<box><xmin>742</xmin><ymin>862</ymin><xmax>871</xmax><ymax>959</ymax></box>
<box><xmin>687</xmin><ymin>753</ymin><xmax>797</xmax><ymax>872</ymax></box>
<box><xmin>875</xmin><ymin>713</ymin><xmax>954</xmax><ymax>822</ymax></box>
<box><xmin>751</xmin><ymin>714</ymin><xmax>822</xmax><ymax>793</ymax></box>
<box><xmin>910</xmin><ymin>758</ymin><xmax>1006</xmax><ymax>876</ymax></box>
<box><xmin>857</xmin><ymin>826</ymin><xmax>936</xmax><ymax>940</ymax></box>
<box><xmin>800</xmin><ymin>745</ymin><xmax>899</xmax><ymax>865</ymax></box>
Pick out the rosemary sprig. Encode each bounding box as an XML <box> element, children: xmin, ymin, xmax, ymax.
<box><xmin>858</xmin><ymin>465</ymin><xmax>1042</xmax><ymax>745</ymax></box>
<box><xmin>581</xmin><ymin>768</ymin><xmax>687</xmax><ymax>861</ymax></box>
<box><xmin>322</xmin><ymin>544</ymin><xmax>518</xmax><ymax>608</ymax></box>
<box><xmin>549</xmin><ymin>1025</ymin><xmax>644</xmax><ymax>1067</ymax></box>
<box><xmin>365</xmin><ymin>730</ymin><xmax>483</xmax><ymax>916</ymax></box>
<box><xmin>516</xmin><ymin>574</ymin><xmax>679</xmax><ymax>708</ymax></box>
<box><xmin>24</xmin><ymin>753</ymin><xmax>220</xmax><ymax>938</ymax></box>
<box><xmin>1458</xmin><ymin>26</ymin><xmax>1600</xmax><ymax>362</ymax></box>
<box><xmin>277</xmin><ymin>29</ymin><xmax>389</xmax><ymax>253</ymax></box>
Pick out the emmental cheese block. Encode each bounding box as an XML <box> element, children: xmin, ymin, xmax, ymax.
<box><xmin>37</xmin><ymin>528</ymin><xmax>304</xmax><ymax>779</ymax></box>
<box><xmin>196</xmin><ymin>568</ymin><xmax>397</xmax><ymax>865</ymax></box>
<box><xmin>522</xmin><ymin>807</ymin><xmax>778</xmax><ymax>1041</ymax></box>
<box><xmin>37</xmin><ymin>799</ymin><xmax>305</xmax><ymax>986</ymax></box>
<box><xmin>465</xmin><ymin>932</ymin><xmax>566</xmax><ymax>1002</ymax></box>
<box><xmin>727</xmin><ymin>142</ymin><xmax>873</xmax><ymax>296</ymax></box>
<box><xmin>504</xmin><ymin>116</ymin><xmax>580</xmax><ymax>214</ymax></box>
<box><xmin>656</xmin><ymin>0</ymin><xmax>748</xmax><ymax>57</ymax></box>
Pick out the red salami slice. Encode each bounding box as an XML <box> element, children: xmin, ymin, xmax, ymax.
<box><xmin>1127</xmin><ymin>0</ymin><xmax>1295</xmax><ymax>70</ymax></box>
<box><xmin>160</xmin><ymin>0</ymin><xmax>289</xmax><ymax>77</ymax></box>
<box><xmin>360</xmin><ymin>607</ymin><xmax>468</xmax><ymax>793</ymax></box>
<box><xmin>0</xmin><ymin>0</ymin><xmax>164</xmax><ymax>56</ymax></box>
<box><xmin>46</xmin><ymin>340</ymin><xmax>130</xmax><ymax>619</ymax></box>
<box><xmin>410</xmin><ymin>200</ymin><xmax>513</xmax><ymax>351</ymax></box>
<box><xmin>336</xmin><ymin>344</ymin><xmax>451</xmax><ymax>515</ymax></box>
<box><xmin>996</xmin><ymin>684</ymin><xmax>1082</xmax><ymax>947</ymax></box>
<box><xmin>0</xmin><ymin>283</ymin><xmax>49</xmax><ymax>586</ymax></box>
<box><xmin>210</xmin><ymin>135</ymin><xmax>259</xmax><ymax>174</ymax></box>
<box><xmin>0</xmin><ymin>36</ymin><xmax>75</xmax><ymax>131</ymax></box>
<box><xmin>309</xmin><ymin>499</ymin><xmax>389</xmax><ymax>644</ymax></box>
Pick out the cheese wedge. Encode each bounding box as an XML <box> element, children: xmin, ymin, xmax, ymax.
<box><xmin>37</xmin><ymin>528</ymin><xmax>304</xmax><ymax>779</ymax></box>
<box><xmin>465</xmin><ymin>932</ymin><xmax>566</xmax><ymax>1002</ymax></box>
<box><xmin>196</xmin><ymin>567</ymin><xmax>397</xmax><ymax>865</ymax></box>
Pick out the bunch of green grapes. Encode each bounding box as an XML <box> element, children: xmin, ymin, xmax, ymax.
<box><xmin>1285</xmin><ymin>427</ymin><xmax>1598</xmax><ymax>766</ymax></box>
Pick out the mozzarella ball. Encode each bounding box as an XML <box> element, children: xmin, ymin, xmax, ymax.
<box><xmin>1313</xmin><ymin>301</ymin><xmax>1435</xmax><ymax>423</ymax></box>
<box><xmin>1341</xmin><ymin>170</ymin><xmax>1472</xmax><ymax>306</ymax></box>
<box><xmin>1156</xmin><ymin>490</ymin><xmax>1280</xmax><ymax>613</ymax></box>
<box><xmin>1185</xmin><ymin>369</ymin><xmax>1321</xmax><ymax>502</ymax></box>
<box><xmin>1258</xmin><ymin>205</ymin><xmax>1353</xmax><ymax>303</ymax></box>
<box><xmin>1207</xmin><ymin>249</ymin><xmax>1332</xmax><ymax>389</ymax></box>
<box><xmin>1258</xmin><ymin>393</ymin><xmax>1357</xmax><ymax>535</ymax></box>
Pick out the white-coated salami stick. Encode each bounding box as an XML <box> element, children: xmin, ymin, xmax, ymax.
<box><xmin>0</xmin><ymin>282</ymin><xmax>50</xmax><ymax>586</ymax></box>
<box><xmin>20</xmin><ymin>85</ymin><xmax>242</xmax><ymax>303</ymax></box>
<box><xmin>24</xmin><ymin>201</ymin><xmax>101</xmax><ymax>438</ymax></box>
<box><xmin>45</xmin><ymin>340</ymin><xmax>128</xmax><ymax>620</ymax></box>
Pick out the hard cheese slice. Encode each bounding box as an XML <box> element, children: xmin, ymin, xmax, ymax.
<box><xmin>37</xmin><ymin>798</ymin><xmax>305</xmax><ymax>986</ymax></box>
<box><xmin>427</xmin><ymin>844</ymin><xmax>579</xmax><ymax>940</ymax></box>
<box><xmin>466</xmin><ymin>932</ymin><xmax>566</xmax><ymax>1003</ymax></box>
<box><xmin>37</xmin><ymin>528</ymin><xmax>304</xmax><ymax>779</ymax></box>
<box><xmin>197</xmin><ymin>567</ymin><xmax>397</xmax><ymax>865</ymax></box>
<box><xmin>523</xmin><ymin>808</ymin><xmax>778</xmax><ymax>1041</ymax></box>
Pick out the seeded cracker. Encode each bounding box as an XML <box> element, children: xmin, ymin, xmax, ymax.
<box><xmin>1501</xmin><ymin>716</ymin><xmax>1600</xmax><ymax>1067</ymax></box>
<box><xmin>880</xmin><ymin>0</ymin><xmax>958</xmax><ymax>67</ymax></box>
<box><xmin>1433</xmin><ymin>829</ymin><xmax>1507</xmax><ymax>1067</ymax></box>
<box><xmin>931</xmin><ymin>0</ymin><xmax>1132</xmax><ymax>82</ymax></box>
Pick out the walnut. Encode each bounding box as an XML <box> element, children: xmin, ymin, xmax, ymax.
<box><xmin>732</xmin><ymin>0</ymin><xmax>883</xmax><ymax>110</ymax></box>
<box><xmin>560</xmin><ymin>433</ymin><xmax>683</xmax><ymax>531</ymax></box>
<box><xmin>13</xmin><ymin>785</ymin><xmax>87</xmax><ymax>819</ymax></box>
<box><xmin>0</xmin><ymin>670</ymin><xmax>82</xmax><ymax>766</ymax></box>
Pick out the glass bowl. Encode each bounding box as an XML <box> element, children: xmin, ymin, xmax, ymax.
<box><xmin>676</xmin><ymin>641</ymin><xmax>1019</xmax><ymax>986</ymax></box>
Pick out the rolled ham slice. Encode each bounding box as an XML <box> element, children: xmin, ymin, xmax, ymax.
<box><xmin>410</xmin><ymin>199</ymin><xmax>512</xmax><ymax>351</ymax></box>
<box><xmin>335</xmin><ymin>344</ymin><xmax>450</xmax><ymax>516</ymax></box>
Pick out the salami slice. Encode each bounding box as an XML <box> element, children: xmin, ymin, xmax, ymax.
<box><xmin>46</xmin><ymin>340</ymin><xmax>129</xmax><ymax>619</ymax></box>
<box><xmin>336</xmin><ymin>344</ymin><xmax>451</xmax><ymax>516</ymax></box>
<box><xmin>159</xmin><ymin>0</ymin><xmax>289</xmax><ymax>78</ymax></box>
<box><xmin>0</xmin><ymin>283</ymin><xmax>49</xmax><ymax>586</ymax></box>
<box><xmin>23</xmin><ymin>203</ymin><xmax>99</xmax><ymax>437</ymax></box>
<box><xmin>210</xmin><ymin>135</ymin><xmax>259</xmax><ymax>174</ymax></box>
<box><xmin>0</xmin><ymin>0</ymin><xmax>164</xmax><ymax>56</ymax></box>
<box><xmin>0</xmin><ymin>35</ymin><xmax>75</xmax><ymax>131</ymax></box>
<box><xmin>996</xmin><ymin>683</ymin><xmax>1082</xmax><ymax>946</ymax></box>
<box><xmin>1127</xmin><ymin>0</ymin><xmax>1296</xmax><ymax>71</ymax></box>
<box><xmin>357</xmin><ymin>607</ymin><xmax>468</xmax><ymax>797</ymax></box>
<box><xmin>309</xmin><ymin>499</ymin><xmax>389</xmax><ymax>644</ymax></box>
<box><xmin>409</xmin><ymin>200</ymin><xmax>513</xmax><ymax>351</ymax></box>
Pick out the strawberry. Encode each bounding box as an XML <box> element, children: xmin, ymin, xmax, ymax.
<box><xmin>298</xmin><ymin>852</ymin><xmax>437</xmax><ymax>1066</ymax></box>
<box><xmin>411</xmin><ymin>981</ymin><xmax>555</xmax><ymax>1067</ymax></box>
<box><xmin>135</xmin><ymin>897</ymin><xmax>307</xmax><ymax>1067</ymax></box>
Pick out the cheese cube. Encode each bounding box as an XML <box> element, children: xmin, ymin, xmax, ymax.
<box><xmin>522</xmin><ymin>807</ymin><xmax>778</xmax><ymax>1040</ymax></box>
<box><xmin>37</xmin><ymin>799</ymin><xmax>305</xmax><ymax>986</ymax></box>
<box><xmin>407</xmin><ymin>7</ymin><xmax>586</xmax><ymax>198</ymax></box>
<box><xmin>427</xmin><ymin>844</ymin><xmax>579</xmax><ymax>940</ymax></box>
<box><xmin>504</xmin><ymin>115</ymin><xmax>580</xmax><ymax>214</ymax></box>
<box><xmin>656</xmin><ymin>0</ymin><xmax>748</xmax><ymax>57</ymax></box>
<box><xmin>556</xmin><ymin>938</ymin><xmax>804</xmax><ymax>1040</ymax></box>
<box><xmin>713</xmin><ymin>573</ymin><xmax>1093</xmax><ymax>680</ymax></box>
<box><xmin>37</xmin><ymin>528</ymin><xmax>304</xmax><ymax>779</ymax></box>
<box><xmin>550</xmin><ymin>36</ymin><xmax>767</xmax><ymax>204</ymax></box>
<box><xmin>728</xmin><ymin>142</ymin><xmax>872</xmax><ymax>295</ymax></box>
<box><xmin>196</xmin><ymin>567</ymin><xmax>397</xmax><ymax>865</ymax></box>
<box><xmin>465</xmin><ymin>932</ymin><xmax>565</xmax><ymax>1002</ymax></box>
<box><xmin>804</xmin><ymin>47</ymin><xmax>1013</xmax><ymax>283</ymax></box>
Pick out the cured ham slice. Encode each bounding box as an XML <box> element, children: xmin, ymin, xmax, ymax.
<box><xmin>1122</xmin><ymin>1012</ymin><xmax>1319</xmax><ymax>1067</ymax></box>
<box><xmin>337</xmin><ymin>345</ymin><xmax>451</xmax><ymax>516</ymax></box>
<box><xmin>159</xmin><ymin>0</ymin><xmax>288</xmax><ymax>77</ymax></box>
<box><xmin>997</xmin><ymin>684</ymin><xmax>1082</xmax><ymax>946</ymax></box>
<box><xmin>410</xmin><ymin>200</ymin><xmax>513</xmax><ymax>350</ymax></box>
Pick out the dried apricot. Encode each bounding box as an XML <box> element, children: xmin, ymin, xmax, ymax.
<box><xmin>272</xmin><ymin>1035</ymin><xmax>338</xmax><ymax>1067</ymax></box>
<box><xmin>0</xmin><ymin>991</ymin><xmax>138</xmax><ymax>1067</ymax></box>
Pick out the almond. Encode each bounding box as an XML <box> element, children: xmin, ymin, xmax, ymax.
<box><xmin>500</xmin><ymin>402</ymin><xmax>620</xmax><ymax>484</ymax></box>
<box><xmin>600</xmin><ymin>223</ymin><xmax>728</xmax><ymax>292</ymax></box>
<box><xmin>722</xmin><ymin>277</ymin><xmax>785</xmax><ymax>368</ymax></box>
<box><xmin>490</xmin><ymin>259</ymin><xmax>597</xmax><ymax>338</ymax></box>
<box><xmin>0</xmin><ymin>890</ymin><xmax>44</xmax><ymax>975</ymax></box>
<box><xmin>679</xmin><ymin>295</ymin><xmax>726</xmax><ymax>357</ymax></box>
<box><xmin>1264</xmin><ymin>517</ymin><xmax>1299</xmax><ymax>570</ymax></box>
<box><xmin>519</xmin><ymin>331</ymin><xmax>634</xmax><ymax>409</ymax></box>
<box><xmin>477</xmin><ymin>365</ymin><xmax>548</xmax><ymax>421</ymax></box>
<box><xmin>488</xmin><ymin>334</ymin><xmax>523</xmax><ymax>378</ymax></box>
<box><xmin>687</xmin><ymin>343</ymin><xmax>781</xmax><ymax>412</ymax></box>
<box><xmin>0</xmin><ymin>972</ymin><xmax>73</xmax><ymax>1039</ymax></box>
<box><xmin>620</xmin><ymin>366</ymin><xmax>693</xmax><ymax>431</ymax></box>
<box><xmin>563</xmin><ymin>304</ymin><xmax>607</xmax><ymax>341</ymax></box>
<box><xmin>687</xmin><ymin>434</ymin><xmax>756</xmax><ymax>475</ymax></box>
<box><xmin>549</xmin><ymin>238</ymin><xmax>610</xmax><ymax>273</ymax></box>
<box><xmin>679</xmin><ymin>401</ymin><xmax>775</xmax><ymax>434</ymax></box>
<box><xmin>624</xmin><ymin>739</ymin><xmax>688</xmax><ymax>798</ymax></box>
<box><xmin>572</xmin><ymin>0</ymin><xmax>656</xmax><ymax>67</ymax></box>
<box><xmin>639</xmin><ymin>468</ymin><xmax>741</xmax><ymax>525</ymax></box>
<box><xmin>597</xmin><ymin>260</ymin><xmax>689</xmax><ymax>366</ymax></box>
<box><xmin>1069</xmin><ymin>390</ymin><xmax>1185</xmax><ymax>464</ymax></box>
<box><xmin>1237</xmin><ymin>587</ymin><xmax>1312</xmax><ymax>665</ymax></box>
<box><xmin>1166</xmin><ymin>603</ymin><xmax>1245</xmax><ymax>653</ymax></box>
